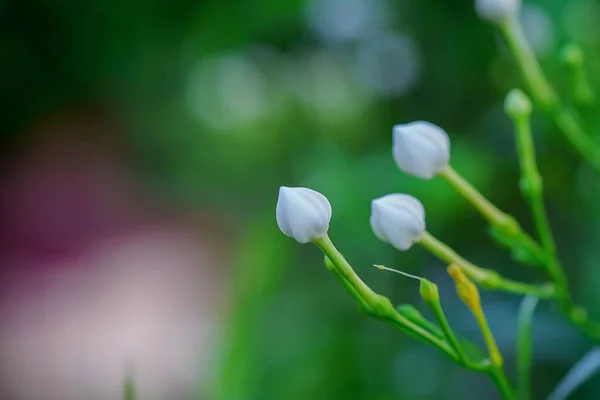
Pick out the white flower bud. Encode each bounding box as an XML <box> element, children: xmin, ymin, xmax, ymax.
<box><xmin>276</xmin><ymin>186</ymin><xmax>332</xmax><ymax>243</ymax></box>
<box><xmin>392</xmin><ymin>121</ymin><xmax>450</xmax><ymax>180</ymax></box>
<box><xmin>475</xmin><ymin>0</ymin><xmax>521</xmax><ymax>23</ymax></box>
<box><xmin>505</xmin><ymin>89</ymin><xmax>532</xmax><ymax>119</ymax></box>
<box><xmin>370</xmin><ymin>194</ymin><xmax>426</xmax><ymax>251</ymax></box>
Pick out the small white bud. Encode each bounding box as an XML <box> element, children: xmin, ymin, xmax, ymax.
<box><xmin>505</xmin><ymin>89</ymin><xmax>532</xmax><ymax>119</ymax></box>
<box><xmin>370</xmin><ymin>194</ymin><xmax>426</xmax><ymax>251</ymax></box>
<box><xmin>392</xmin><ymin>121</ymin><xmax>450</xmax><ymax>180</ymax></box>
<box><xmin>276</xmin><ymin>186</ymin><xmax>332</xmax><ymax>243</ymax></box>
<box><xmin>475</xmin><ymin>0</ymin><xmax>521</xmax><ymax>23</ymax></box>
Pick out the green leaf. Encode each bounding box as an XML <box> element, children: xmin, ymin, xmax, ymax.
<box><xmin>517</xmin><ymin>295</ymin><xmax>539</xmax><ymax>400</ymax></box>
<box><xmin>547</xmin><ymin>347</ymin><xmax>600</xmax><ymax>400</ymax></box>
<box><xmin>395</xmin><ymin>304</ymin><xmax>445</xmax><ymax>341</ymax></box>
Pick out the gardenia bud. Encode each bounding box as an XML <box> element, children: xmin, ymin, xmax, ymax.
<box><xmin>392</xmin><ymin>121</ymin><xmax>450</xmax><ymax>180</ymax></box>
<box><xmin>370</xmin><ymin>194</ymin><xmax>426</xmax><ymax>251</ymax></box>
<box><xmin>276</xmin><ymin>186</ymin><xmax>332</xmax><ymax>244</ymax></box>
<box><xmin>475</xmin><ymin>0</ymin><xmax>521</xmax><ymax>23</ymax></box>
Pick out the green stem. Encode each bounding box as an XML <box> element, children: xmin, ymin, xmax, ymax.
<box><xmin>316</xmin><ymin>236</ymin><xmax>518</xmax><ymax>399</ymax></box>
<box><xmin>314</xmin><ymin>235</ymin><xmax>458</xmax><ymax>360</ymax></box>
<box><xmin>510</xmin><ymin>108</ymin><xmax>572</xmax><ymax>310</ymax></box>
<box><xmin>439</xmin><ymin>167</ymin><xmax>546</xmax><ymax>266</ymax></box>
<box><xmin>509</xmin><ymin>103</ymin><xmax>600</xmax><ymax>344</ymax></box>
<box><xmin>488</xmin><ymin>366</ymin><xmax>516</xmax><ymax>400</ymax></box>
<box><xmin>498</xmin><ymin>18</ymin><xmax>600</xmax><ymax>172</ymax></box>
<box><xmin>474</xmin><ymin>308</ymin><xmax>503</xmax><ymax>367</ymax></box>
<box><xmin>324</xmin><ymin>255</ymin><xmax>370</xmax><ymax>312</ymax></box>
<box><xmin>316</xmin><ymin>235</ymin><xmax>387</xmax><ymax>311</ymax></box>
<box><xmin>462</xmin><ymin>356</ymin><xmax>514</xmax><ymax>399</ymax></box>
<box><xmin>396</xmin><ymin>304</ymin><xmax>446</xmax><ymax>341</ymax></box>
<box><xmin>516</xmin><ymin>296</ymin><xmax>538</xmax><ymax>400</ymax></box>
<box><xmin>560</xmin><ymin>43</ymin><xmax>595</xmax><ymax>107</ymax></box>
<box><xmin>418</xmin><ymin>231</ymin><xmax>555</xmax><ymax>298</ymax></box>
<box><xmin>566</xmin><ymin>307</ymin><xmax>600</xmax><ymax>342</ymax></box>
<box><xmin>426</xmin><ymin>300</ymin><xmax>469</xmax><ymax>364</ymax></box>
<box><xmin>440</xmin><ymin>166</ymin><xmax>512</xmax><ymax>227</ymax></box>
<box><xmin>498</xmin><ymin>19</ymin><xmax>557</xmax><ymax>111</ymax></box>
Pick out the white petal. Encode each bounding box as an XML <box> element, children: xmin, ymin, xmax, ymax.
<box><xmin>393</xmin><ymin>121</ymin><xmax>450</xmax><ymax>180</ymax></box>
<box><xmin>276</xmin><ymin>187</ymin><xmax>332</xmax><ymax>243</ymax></box>
<box><xmin>370</xmin><ymin>194</ymin><xmax>426</xmax><ymax>251</ymax></box>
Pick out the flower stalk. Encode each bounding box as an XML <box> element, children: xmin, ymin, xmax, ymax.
<box><xmin>315</xmin><ymin>235</ymin><xmax>459</xmax><ymax>359</ymax></box>
<box><xmin>272</xmin><ymin>2</ymin><xmax>600</xmax><ymax>395</ymax></box>
<box><xmin>560</xmin><ymin>44</ymin><xmax>595</xmax><ymax>107</ymax></box>
<box><xmin>505</xmin><ymin>90</ymin><xmax>570</xmax><ymax>305</ymax></box>
<box><xmin>496</xmin><ymin>17</ymin><xmax>600</xmax><ymax>172</ymax></box>
<box><xmin>448</xmin><ymin>264</ymin><xmax>503</xmax><ymax>367</ymax></box>
<box><xmin>420</xmin><ymin>278</ymin><xmax>469</xmax><ymax>364</ymax></box>
<box><xmin>439</xmin><ymin>166</ymin><xmax>546</xmax><ymax>267</ymax></box>
<box><xmin>417</xmin><ymin>231</ymin><xmax>555</xmax><ymax>298</ymax></box>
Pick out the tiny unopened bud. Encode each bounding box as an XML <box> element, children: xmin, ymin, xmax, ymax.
<box><xmin>448</xmin><ymin>264</ymin><xmax>503</xmax><ymax>367</ymax></box>
<box><xmin>370</xmin><ymin>194</ymin><xmax>426</xmax><ymax>251</ymax></box>
<box><xmin>560</xmin><ymin>43</ymin><xmax>584</xmax><ymax>68</ymax></box>
<box><xmin>448</xmin><ymin>264</ymin><xmax>481</xmax><ymax>312</ymax></box>
<box><xmin>419</xmin><ymin>279</ymin><xmax>439</xmax><ymax>303</ymax></box>
<box><xmin>475</xmin><ymin>0</ymin><xmax>521</xmax><ymax>23</ymax></box>
<box><xmin>396</xmin><ymin>304</ymin><xmax>426</xmax><ymax>321</ymax></box>
<box><xmin>505</xmin><ymin>89</ymin><xmax>532</xmax><ymax>119</ymax></box>
<box><xmin>276</xmin><ymin>186</ymin><xmax>332</xmax><ymax>243</ymax></box>
<box><xmin>392</xmin><ymin>121</ymin><xmax>450</xmax><ymax>180</ymax></box>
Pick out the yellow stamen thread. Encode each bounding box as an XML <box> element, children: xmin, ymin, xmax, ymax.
<box><xmin>448</xmin><ymin>264</ymin><xmax>503</xmax><ymax>367</ymax></box>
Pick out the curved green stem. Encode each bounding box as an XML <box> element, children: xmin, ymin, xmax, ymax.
<box><xmin>315</xmin><ymin>235</ymin><xmax>518</xmax><ymax>399</ymax></box>
<box><xmin>418</xmin><ymin>232</ymin><xmax>555</xmax><ymax>298</ymax></box>
<box><xmin>440</xmin><ymin>166</ymin><xmax>511</xmax><ymax>226</ymax></box>
<box><xmin>425</xmin><ymin>297</ymin><xmax>469</xmax><ymax>364</ymax></box>
<box><xmin>498</xmin><ymin>18</ymin><xmax>600</xmax><ymax>172</ymax></box>
<box><xmin>506</xmin><ymin>95</ymin><xmax>600</xmax><ymax>345</ymax></box>
<box><xmin>510</xmin><ymin>106</ymin><xmax>572</xmax><ymax>306</ymax></box>
<box><xmin>497</xmin><ymin>19</ymin><xmax>557</xmax><ymax>111</ymax></box>
<box><xmin>439</xmin><ymin>166</ymin><xmax>546</xmax><ymax>267</ymax></box>
<box><xmin>489</xmin><ymin>366</ymin><xmax>516</xmax><ymax>400</ymax></box>
<box><xmin>315</xmin><ymin>235</ymin><xmax>458</xmax><ymax>360</ymax></box>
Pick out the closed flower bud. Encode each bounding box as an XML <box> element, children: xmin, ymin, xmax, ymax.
<box><xmin>370</xmin><ymin>194</ymin><xmax>426</xmax><ymax>251</ymax></box>
<box><xmin>447</xmin><ymin>264</ymin><xmax>481</xmax><ymax>313</ymax></box>
<box><xmin>505</xmin><ymin>89</ymin><xmax>532</xmax><ymax>119</ymax></box>
<box><xmin>475</xmin><ymin>0</ymin><xmax>521</xmax><ymax>23</ymax></box>
<box><xmin>393</xmin><ymin>121</ymin><xmax>450</xmax><ymax>180</ymax></box>
<box><xmin>276</xmin><ymin>186</ymin><xmax>332</xmax><ymax>243</ymax></box>
<box><xmin>419</xmin><ymin>279</ymin><xmax>440</xmax><ymax>304</ymax></box>
<box><xmin>560</xmin><ymin>44</ymin><xmax>584</xmax><ymax>68</ymax></box>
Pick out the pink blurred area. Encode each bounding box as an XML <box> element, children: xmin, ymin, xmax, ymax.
<box><xmin>0</xmin><ymin>109</ymin><xmax>225</xmax><ymax>400</ymax></box>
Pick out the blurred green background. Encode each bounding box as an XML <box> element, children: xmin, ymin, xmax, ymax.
<box><xmin>3</xmin><ymin>0</ymin><xmax>600</xmax><ymax>399</ymax></box>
